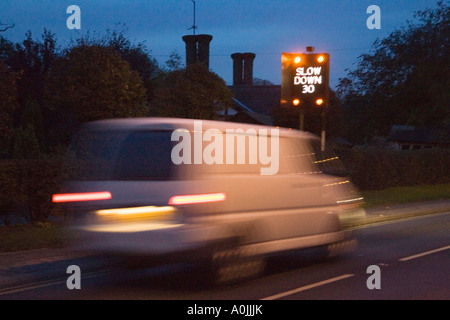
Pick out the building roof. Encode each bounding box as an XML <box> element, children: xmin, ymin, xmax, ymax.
<box><xmin>229</xmin><ymin>85</ymin><xmax>281</xmax><ymax>116</ymax></box>
<box><xmin>387</xmin><ymin>125</ymin><xmax>450</xmax><ymax>145</ymax></box>
<box><xmin>229</xmin><ymin>98</ymin><xmax>273</xmax><ymax>126</ymax></box>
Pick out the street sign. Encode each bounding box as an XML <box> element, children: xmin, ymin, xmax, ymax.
<box><xmin>281</xmin><ymin>52</ymin><xmax>330</xmax><ymax>108</ymax></box>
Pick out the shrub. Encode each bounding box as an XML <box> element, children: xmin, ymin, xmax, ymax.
<box><xmin>0</xmin><ymin>157</ymin><xmax>66</xmax><ymax>224</ymax></box>
<box><xmin>336</xmin><ymin>147</ymin><xmax>450</xmax><ymax>190</ymax></box>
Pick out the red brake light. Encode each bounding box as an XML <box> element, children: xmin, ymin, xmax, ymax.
<box><xmin>52</xmin><ymin>192</ymin><xmax>112</xmax><ymax>203</ymax></box>
<box><xmin>168</xmin><ymin>192</ymin><xmax>226</xmax><ymax>205</ymax></box>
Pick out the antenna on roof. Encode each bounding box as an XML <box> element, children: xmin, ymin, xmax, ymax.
<box><xmin>187</xmin><ymin>0</ymin><xmax>198</xmax><ymax>35</ymax></box>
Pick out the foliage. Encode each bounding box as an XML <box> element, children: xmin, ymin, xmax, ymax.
<box><xmin>1</xmin><ymin>31</ymin><xmax>61</xmax><ymax>154</ymax></box>
<box><xmin>1</xmin><ymin>30</ymin><xmax>59</xmax><ymax>111</ymax></box>
<box><xmin>12</xmin><ymin>124</ymin><xmax>41</xmax><ymax>160</ymax></box>
<box><xmin>1</xmin><ymin>27</ymin><xmax>162</xmax><ymax>151</ymax></box>
<box><xmin>0</xmin><ymin>158</ymin><xmax>65</xmax><ymax>223</ymax></box>
<box><xmin>164</xmin><ymin>50</ymin><xmax>185</xmax><ymax>72</ymax></box>
<box><xmin>150</xmin><ymin>63</ymin><xmax>234</xmax><ymax>120</ymax></box>
<box><xmin>0</xmin><ymin>59</ymin><xmax>20</xmax><ymax>158</ymax></box>
<box><xmin>336</xmin><ymin>147</ymin><xmax>450</xmax><ymax>190</ymax></box>
<box><xmin>337</xmin><ymin>1</ymin><xmax>450</xmax><ymax>143</ymax></box>
<box><xmin>20</xmin><ymin>100</ymin><xmax>45</xmax><ymax>151</ymax></box>
<box><xmin>69</xmin><ymin>25</ymin><xmax>161</xmax><ymax>102</ymax></box>
<box><xmin>0</xmin><ymin>27</ymin><xmax>242</xmax><ymax>225</ymax></box>
<box><xmin>0</xmin><ymin>222</ymin><xmax>67</xmax><ymax>252</ymax></box>
<box><xmin>48</xmin><ymin>44</ymin><xmax>148</xmax><ymax>121</ymax></box>
<box><xmin>45</xmin><ymin>45</ymin><xmax>148</xmax><ymax>145</ymax></box>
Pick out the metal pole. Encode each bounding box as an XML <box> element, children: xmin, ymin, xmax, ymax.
<box><xmin>321</xmin><ymin>102</ymin><xmax>327</xmax><ymax>151</ymax></box>
<box><xmin>299</xmin><ymin>111</ymin><xmax>304</xmax><ymax>131</ymax></box>
<box><xmin>321</xmin><ymin>114</ymin><xmax>326</xmax><ymax>151</ymax></box>
<box><xmin>191</xmin><ymin>0</ymin><xmax>196</xmax><ymax>35</ymax></box>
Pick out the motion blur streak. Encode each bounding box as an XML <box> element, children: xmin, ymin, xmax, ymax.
<box><xmin>168</xmin><ymin>192</ymin><xmax>226</xmax><ymax>205</ymax></box>
<box><xmin>96</xmin><ymin>206</ymin><xmax>175</xmax><ymax>216</ymax></box>
<box><xmin>94</xmin><ymin>206</ymin><xmax>176</xmax><ymax>222</ymax></box>
<box><xmin>81</xmin><ymin>222</ymin><xmax>184</xmax><ymax>233</ymax></box>
<box><xmin>52</xmin><ymin>191</ymin><xmax>112</xmax><ymax>203</ymax></box>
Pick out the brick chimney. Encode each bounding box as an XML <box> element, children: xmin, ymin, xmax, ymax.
<box><xmin>242</xmin><ymin>52</ymin><xmax>255</xmax><ymax>86</ymax></box>
<box><xmin>231</xmin><ymin>52</ymin><xmax>255</xmax><ymax>86</ymax></box>
<box><xmin>231</xmin><ymin>53</ymin><xmax>244</xmax><ymax>86</ymax></box>
<box><xmin>182</xmin><ymin>34</ymin><xmax>213</xmax><ymax>69</ymax></box>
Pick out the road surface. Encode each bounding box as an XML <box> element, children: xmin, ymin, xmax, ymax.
<box><xmin>0</xmin><ymin>211</ymin><xmax>449</xmax><ymax>305</ymax></box>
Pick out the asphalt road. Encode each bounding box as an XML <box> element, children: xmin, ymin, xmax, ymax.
<box><xmin>0</xmin><ymin>211</ymin><xmax>449</xmax><ymax>303</ymax></box>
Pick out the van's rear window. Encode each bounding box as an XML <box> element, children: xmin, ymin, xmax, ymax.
<box><xmin>69</xmin><ymin>130</ymin><xmax>176</xmax><ymax>181</ymax></box>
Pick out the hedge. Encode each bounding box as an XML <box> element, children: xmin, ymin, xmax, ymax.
<box><xmin>0</xmin><ymin>158</ymin><xmax>66</xmax><ymax>224</ymax></box>
<box><xmin>335</xmin><ymin>147</ymin><xmax>450</xmax><ymax>190</ymax></box>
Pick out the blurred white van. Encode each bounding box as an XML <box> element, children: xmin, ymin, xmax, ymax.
<box><xmin>54</xmin><ymin>118</ymin><xmax>365</xmax><ymax>283</ymax></box>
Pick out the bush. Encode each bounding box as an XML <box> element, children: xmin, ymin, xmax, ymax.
<box><xmin>336</xmin><ymin>147</ymin><xmax>450</xmax><ymax>190</ymax></box>
<box><xmin>0</xmin><ymin>157</ymin><xmax>66</xmax><ymax>224</ymax></box>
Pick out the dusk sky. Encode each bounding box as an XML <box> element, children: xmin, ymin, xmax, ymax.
<box><xmin>0</xmin><ymin>0</ymin><xmax>439</xmax><ymax>89</ymax></box>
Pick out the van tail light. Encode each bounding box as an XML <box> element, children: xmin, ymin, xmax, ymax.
<box><xmin>168</xmin><ymin>192</ymin><xmax>226</xmax><ymax>205</ymax></box>
<box><xmin>52</xmin><ymin>191</ymin><xmax>112</xmax><ymax>203</ymax></box>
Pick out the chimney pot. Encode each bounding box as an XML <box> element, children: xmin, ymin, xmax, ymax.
<box><xmin>242</xmin><ymin>52</ymin><xmax>256</xmax><ymax>86</ymax></box>
<box><xmin>182</xmin><ymin>34</ymin><xmax>213</xmax><ymax>68</ymax></box>
<box><xmin>196</xmin><ymin>34</ymin><xmax>213</xmax><ymax>69</ymax></box>
<box><xmin>231</xmin><ymin>53</ymin><xmax>244</xmax><ymax>86</ymax></box>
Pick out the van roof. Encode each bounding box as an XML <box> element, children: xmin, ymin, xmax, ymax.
<box><xmin>82</xmin><ymin>117</ymin><xmax>318</xmax><ymax>139</ymax></box>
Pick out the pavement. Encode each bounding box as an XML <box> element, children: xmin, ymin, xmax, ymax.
<box><xmin>1</xmin><ymin>199</ymin><xmax>450</xmax><ymax>273</ymax></box>
<box><xmin>359</xmin><ymin>198</ymin><xmax>450</xmax><ymax>226</ymax></box>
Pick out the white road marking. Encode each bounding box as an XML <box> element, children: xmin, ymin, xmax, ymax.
<box><xmin>399</xmin><ymin>245</ymin><xmax>450</xmax><ymax>262</ymax></box>
<box><xmin>260</xmin><ymin>274</ymin><xmax>354</xmax><ymax>300</ymax></box>
<box><xmin>0</xmin><ymin>278</ymin><xmax>68</xmax><ymax>295</ymax></box>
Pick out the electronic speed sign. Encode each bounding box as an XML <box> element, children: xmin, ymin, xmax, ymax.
<box><xmin>281</xmin><ymin>52</ymin><xmax>330</xmax><ymax>108</ymax></box>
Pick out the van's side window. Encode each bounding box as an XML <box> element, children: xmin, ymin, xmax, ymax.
<box><xmin>70</xmin><ymin>130</ymin><xmax>178</xmax><ymax>181</ymax></box>
<box><xmin>113</xmin><ymin>131</ymin><xmax>176</xmax><ymax>180</ymax></box>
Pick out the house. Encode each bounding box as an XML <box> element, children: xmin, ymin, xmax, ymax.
<box><xmin>226</xmin><ymin>52</ymin><xmax>280</xmax><ymax>125</ymax></box>
<box><xmin>216</xmin><ymin>98</ymin><xmax>273</xmax><ymax>126</ymax></box>
<box><xmin>387</xmin><ymin>125</ymin><xmax>450</xmax><ymax>150</ymax></box>
<box><xmin>181</xmin><ymin>35</ymin><xmax>279</xmax><ymax>126</ymax></box>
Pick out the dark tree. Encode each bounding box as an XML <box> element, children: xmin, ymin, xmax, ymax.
<box><xmin>0</xmin><ymin>59</ymin><xmax>20</xmax><ymax>158</ymax></box>
<box><xmin>3</xmin><ymin>30</ymin><xmax>59</xmax><ymax>111</ymax></box>
<box><xmin>46</xmin><ymin>45</ymin><xmax>148</xmax><ymax>147</ymax></box>
<box><xmin>337</xmin><ymin>1</ymin><xmax>450</xmax><ymax>143</ymax></box>
<box><xmin>70</xmin><ymin>25</ymin><xmax>161</xmax><ymax>102</ymax></box>
<box><xmin>150</xmin><ymin>63</ymin><xmax>233</xmax><ymax>120</ymax></box>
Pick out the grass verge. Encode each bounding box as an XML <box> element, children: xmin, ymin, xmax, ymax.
<box><xmin>361</xmin><ymin>183</ymin><xmax>450</xmax><ymax>208</ymax></box>
<box><xmin>0</xmin><ymin>221</ymin><xmax>68</xmax><ymax>253</ymax></box>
